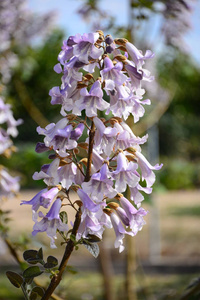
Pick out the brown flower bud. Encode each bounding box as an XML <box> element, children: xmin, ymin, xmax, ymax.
<box><xmin>74</xmin><ymin>200</ymin><xmax>83</xmax><ymax>207</ymax></box>
<box><xmin>103</xmin><ymin>208</ymin><xmax>112</xmax><ymax>216</ymax></box>
<box><xmin>117</xmin><ymin>46</ymin><xmax>127</xmax><ymax>52</ymax></box>
<box><xmin>114</xmin><ymin>55</ymin><xmax>127</xmax><ymax>62</ymax></box>
<box><xmin>126</xmin><ymin>147</ymin><xmax>136</xmax><ymax>154</ymax></box>
<box><xmin>73</xmin><ymin>148</ymin><xmax>79</xmax><ymax>154</ymax></box>
<box><xmin>77</xmin><ymin>82</ymin><xmax>88</xmax><ymax>89</ymax></box>
<box><xmin>78</xmin><ymin>142</ymin><xmax>88</xmax><ymax>150</ymax></box>
<box><xmin>126</xmin><ymin>154</ymin><xmax>137</xmax><ymax>162</ymax></box>
<box><xmin>114</xmin><ymin>193</ymin><xmax>124</xmax><ymax>200</ymax></box>
<box><xmin>114</xmin><ymin>38</ymin><xmax>128</xmax><ymax>45</ymax></box>
<box><xmin>107</xmin><ymin>202</ymin><xmax>119</xmax><ymax>210</ymax></box>
<box><xmin>84</xmin><ymin>73</ymin><xmax>94</xmax><ymax>80</ymax></box>
<box><xmin>67</xmin><ymin>114</ymin><xmax>77</xmax><ymax>121</ymax></box>
<box><xmin>79</xmin><ymin>157</ymin><xmax>88</xmax><ymax>166</ymax></box>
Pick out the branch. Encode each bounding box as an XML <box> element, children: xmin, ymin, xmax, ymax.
<box><xmin>84</xmin><ymin>121</ymin><xmax>95</xmax><ymax>182</ymax></box>
<box><xmin>41</xmin><ymin>208</ymin><xmax>82</xmax><ymax>300</ymax></box>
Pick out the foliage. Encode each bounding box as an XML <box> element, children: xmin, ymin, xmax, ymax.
<box><xmin>7</xmin><ymin>29</ymin><xmax>65</xmax><ymax>143</ymax></box>
<box><xmin>158</xmin><ymin>52</ymin><xmax>200</xmax><ymax>161</ymax></box>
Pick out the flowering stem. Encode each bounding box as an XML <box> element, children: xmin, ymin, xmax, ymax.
<box><xmin>41</xmin><ymin>208</ymin><xmax>82</xmax><ymax>300</ymax></box>
<box><xmin>84</xmin><ymin>121</ymin><xmax>95</xmax><ymax>182</ymax></box>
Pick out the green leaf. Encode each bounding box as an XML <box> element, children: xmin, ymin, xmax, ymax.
<box><xmin>23</xmin><ymin>250</ymin><xmax>38</xmax><ymax>261</ymax></box>
<box><xmin>23</xmin><ymin>249</ymin><xmax>44</xmax><ymax>265</ymax></box>
<box><xmin>26</xmin><ymin>258</ymin><xmax>44</xmax><ymax>265</ymax></box>
<box><xmin>23</xmin><ymin>266</ymin><xmax>43</xmax><ymax>279</ymax></box>
<box><xmin>6</xmin><ymin>271</ymin><xmax>23</xmax><ymax>288</ymax></box>
<box><xmin>31</xmin><ymin>286</ymin><xmax>45</xmax><ymax>297</ymax></box>
<box><xmin>85</xmin><ymin>234</ymin><xmax>102</xmax><ymax>243</ymax></box>
<box><xmin>29</xmin><ymin>292</ymin><xmax>38</xmax><ymax>300</ymax></box>
<box><xmin>83</xmin><ymin>242</ymin><xmax>99</xmax><ymax>258</ymax></box>
<box><xmin>59</xmin><ymin>211</ymin><xmax>68</xmax><ymax>224</ymax></box>
<box><xmin>37</xmin><ymin>248</ymin><xmax>43</xmax><ymax>260</ymax></box>
<box><xmin>44</xmin><ymin>256</ymin><xmax>58</xmax><ymax>269</ymax></box>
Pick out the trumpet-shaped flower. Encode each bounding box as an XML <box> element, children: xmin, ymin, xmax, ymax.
<box><xmin>32</xmin><ymin>198</ymin><xmax>68</xmax><ymax>248</ymax></box>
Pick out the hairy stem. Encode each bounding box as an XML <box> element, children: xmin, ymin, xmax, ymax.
<box><xmin>41</xmin><ymin>208</ymin><xmax>82</xmax><ymax>300</ymax></box>
<box><xmin>84</xmin><ymin>121</ymin><xmax>95</xmax><ymax>182</ymax></box>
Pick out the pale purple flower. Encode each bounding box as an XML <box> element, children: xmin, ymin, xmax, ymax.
<box><xmin>82</xmin><ymin>163</ymin><xmax>117</xmax><ymax>201</ymax></box>
<box><xmin>77</xmin><ymin>188</ymin><xmax>100</xmax><ymax>213</ymax></box>
<box><xmin>91</xmin><ymin>149</ymin><xmax>104</xmax><ymax>173</ymax></box>
<box><xmin>58</xmin><ymin>161</ymin><xmax>77</xmax><ymax>189</ymax></box>
<box><xmin>70</xmin><ymin>123</ymin><xmax>85</xmax><ymax>140</ymax></box>
<box><xmin>58</xmin><ymin>40</ymin><xmax>74</xmax><ymax>64</ymax></box>
<box><xmin>72</xmin><ymin>32</ymin><xmax>103</xmax><ymax>64</ymax></box>
<box><xmin>111</xmin><ymin>152</ymin><xmax>140</xmax><ymax>193</ymax></box>
<box><xmin>32</xmin><ymin>158</ymin><xmax>60</xmax><ymax>186</ymax></box>
<box><xmin>0</xmin><ymin>129</ymin><xmax>12</xmax><ymax>154</ymax></box>
<box><xmin>135</xmin><ymin>151</ymin><xmax>163</xmax><ymax>187</ymax></box>
<box><xmin>100</xmin><ymin>57</ymin><xmax>127</xmax><ymax>88</ymax></box>
<box><xmin>76</xmin><ymin>80</ymin><xmax>109</xmax><ymax>117</ymax></box>
<box><xmin>110</xmin><ymin>212</ymin><xmax>133</xmax><ymax>253</ymax></box>
<box><xmin>32</xmin><ymin>198</ymin><xmax>68</xmax><ymax>248</ymax></box>
<box><xmin>130</xmin><ymin>184</ymin><xmax>152</xmax><ymax>207</ymax></box>
<box><xmin>0</xmin><ymin>168</ymin><xmax>20</xmax><ymax>197</ymax></box>
<box><xmin>125</xmin><ymin>42</ymin><xmax>154</xmax><ymax>70</ymax></box>
<box><xmin>62</xmin><ymin>56</ymin><xmax>83</xmax><ymax>86</ymax></box>
<box><xmin>51</xmin><ymin>124</ymin><xmax>77</xmax><ymax>157</ymax></box>
<box><xmin>37</xmin><ymin>118</ymin><xmax>68</xmax><ymax>147</ymax></box>
<box><xmin>35</xmin><ymin>142</ymin><xmax>49</xmax><ymax>153</ymax></box>
<box><xmin>77</xmin><ymin>206</ymin><xmax>111</xmax><ymax>241</ymax></box>
<box><xmin>21</xmin><ymin>187</ymin><xmax>59</xmax><ymax>212</ymax></box>
<box><xmin>120</xmin><ymin>196</ymin><xmax>147</xmax><ymax>234</ymax></box>
<box><xmin>93</xmin><ymin>117</ymin><xmax>117</xmax><ymax>156</ymax></box>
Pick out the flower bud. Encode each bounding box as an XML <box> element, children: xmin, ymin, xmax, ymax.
<box><xmin>103</xmin><ymin>208</ymin><xmax>112</xmax><ymax>216</ymax></box>
<box><xmin>114</xmin><ymin>55</ymin><xmax>127</xmax><ymax>62</ymax></box>
<box><xmin>108</xmin><ymin>202</ymin><xmax>119</xmax><ymax>210</ymax></box>
<box><xmin>126</xmin><ymin>154</ymin><xmax>137</xmax><ymax>162</ymax></box>
<box><xmin>114</xmin><ymin>38</ymin><xmax>128</xmax><ymax>45</ymax></box>
<box><xmin>105</xmin><ymin>35</ymin><xmax>114</xmax><ymax>45</ymax></box>
<box><xmin>126</xmin><ymin>147</ymin><xmax>136</xmax><ymax>154</ymax></box>
<box><xmin>78</xmin><ymin>142</ymin><xmax>88</xmax><ymax>150</ymax></box>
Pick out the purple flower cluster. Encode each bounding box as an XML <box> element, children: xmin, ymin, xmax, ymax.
<box><xmin>0</xmin><ymin>97</ymin><xmax>22</xmax><ymax>199</ymax></box>
<box><xmin>22</xmin><ymin>31</ymin><xmax>162</xmax><ymax>251</ymax></box>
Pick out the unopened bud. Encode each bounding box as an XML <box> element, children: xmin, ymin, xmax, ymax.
<box><xmin>126</xmin><ymin>154</ymin><xmax>137</xmax><ymax>162</ymax></box>
<box><xmin>78</xmin><ymin>142</ymin><xmax>88</xmax><ymax>150</ymax></box>
<box><xmin>105</xmin><ymin>35</ymin><xmax>114</xmax><ymax>45</ymax></box>
<box><xmin>84</xmin><ymin>73</ymin><xmax>94</xmax><ymax>80</ymax></box>
<box><xmin>67</xmin><ymin>114</ymin><xmax>77</xmax><ymax>121</ymax></box>
<box><xmin>115</xmin><ymin>193</ymin><xmax>123</xmax><ymax>200</ymax></box>
<box><xmin>74</xmin><ymin>200</ymin><xmax>82</xmax><ymax>207</ymax></box>
<box><xmin>79</xmin><ymin>158</ymin><xmax>88</xmax><ymax>166</ymax></box>
<box><xmin>96</xmin><ymin>30</ymin><xmax>104</xmax><ymax>36</ymax></box>
<box><xmin>70</xmin><ymin>185</ymin><xmax>81</xmax><ymax>192</ymax></box>
<box><xmin>77</xmin><ymin>82</ymin><xmax>88</xmax><ymax>89</ymax></box>
<box><xmin>114</xmin><ymin>38</ymin><xmax>128</xmax><ymax>45</ymax></box>
<box><xmin>103</xmin><ymin>208</ymin><xmax>112</xmax><ymax>216</ymax></box>
<box><xmin>110</xmin><ymin>117</ymin><xmax>122</xmax><ymax>123</ymax></box>
<box><xmin>114</xmin><ymin>55</ymin><xmax>127</xmax><ymax>62</ymax></box>
<box><xmin>117</xmin><ymin>46</ymin><xmax>127</xmax><ymax>52</ymax></box>
<box><xmin>126</xmin><ymin>147</ymin><xmax>136</xmax><ymax>154</ymax></box>
<box><xmin>107</xmin><ymin>202</ymin><xmax>119</xmax><ymax>210</ymax></box>
<box><xmin>73</xmin><ymin>148</ymin><xmax>79</xmax><ymax>154</ymax></box>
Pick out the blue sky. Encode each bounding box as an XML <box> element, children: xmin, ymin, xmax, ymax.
<box><xmin>28</xmin><ymin>0</ymin><xmax>200</xmax><ymax>65</ymax></box>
